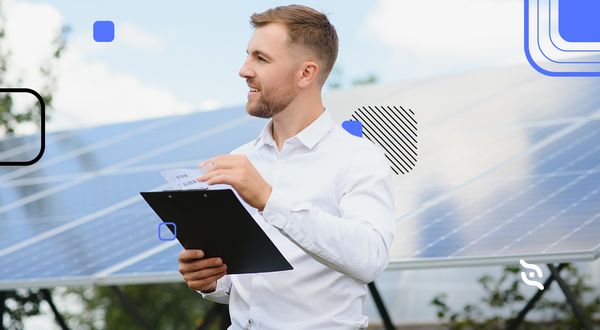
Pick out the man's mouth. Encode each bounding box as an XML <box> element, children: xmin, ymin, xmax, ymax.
<box><xmin>248</xmin><ymin>87</ymin><xmax>260</xmax><ymax>98</ymax></box>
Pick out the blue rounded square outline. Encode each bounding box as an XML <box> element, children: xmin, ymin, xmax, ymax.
<box><xmin>524</xmin><ymin>0</ymin><xmax>600</xmax><ymax>76</ymax></box>
<box><xmin>93</xmin><ymin>20</ymin><xmax>115</xmax><ymax>42</ymax></box>
<box><xmin>0</xmin><ymin>88</ymin><xmax>45</xmax><ymax>166</ymax></box>
<box><xmin>158</xmin><ymin>222</ymin><xmax>176</xmax><ymax>241</ymax></box>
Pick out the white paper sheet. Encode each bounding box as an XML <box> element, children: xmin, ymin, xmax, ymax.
<box><xmin>159</xmin><ymin>168</ymin><xmax>257</xmax><ymax>215</ymax></box>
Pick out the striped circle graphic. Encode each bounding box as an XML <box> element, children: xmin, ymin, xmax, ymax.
<box><xmin>351</xmin><ymin>106</ymin><xmax>418</xmax><ymax>175</ymax></box>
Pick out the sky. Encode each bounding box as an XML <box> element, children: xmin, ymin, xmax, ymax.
<box><xmin>1</xmin><ymin>0</ymin><xmax>523</xmax><ymax>134</ymax></box>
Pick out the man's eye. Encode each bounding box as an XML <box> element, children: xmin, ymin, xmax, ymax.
<box><xmin>258</xmin><ymin>57</ymin><xmax>266</xmax><ymax>62</ymax></box>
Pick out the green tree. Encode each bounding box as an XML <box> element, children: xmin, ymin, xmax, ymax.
<box><xmin>61</xmin><ymin>283</ymin><xmax>222</xmax><ymax>330</ymax></box>
<box><xmin>351</xmin><ymin>73</ymin><xmax>378</xmax><ymax>86</ymax></box>
<box><xmin>0</xmin><ymin>0</ymin><xmax>68</xmax><ymax>327</ymax></box>
<box><xmin>431</xmin><ymin>264</ymin><xmax>600</xmax><ymax>329</ymax></box>
<box><xmin>0</xmin><ymin>0</ymin><xmax>67</xmax><ymax>136</ymax></box>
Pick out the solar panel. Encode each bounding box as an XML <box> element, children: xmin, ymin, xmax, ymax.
<box><xmin>0</xmin><ymin>107</ymin><xmax>267</xmax><ymax>289</ymax></box>
<box><xmin>0</xmin><ymin>65</ymin><xmax>598</xmax><ymax>291</ymax></box>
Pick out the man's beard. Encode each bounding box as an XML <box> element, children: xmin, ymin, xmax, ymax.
<box><xmin>246</xmin><ymin>81</ymin><xmax>296</xmax><ymax>119</ymax></box>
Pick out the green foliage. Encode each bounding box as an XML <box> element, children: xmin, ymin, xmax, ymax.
<box><xmin>431</xmin><ymin>264</ymin><xmax>600</xmax><ymax>329</ymax></box>
<box><xmin>61</xmin><ymin>283</ymin><xmax>220</xmax><ymax>330</ymax></box>
<box><xmin>351</xmin><ymin>73</ymin><xmax>378</xmax><ymax>86</ymax></box>
<box><xmin>326</xmin><ymin>66</ymin><xmax>379</xmax><ymax>90</ymax></box>
<box><xmin>0</xmin><ymin>0</ymin><xmax>68</xmax><ymax>136</ymax></box>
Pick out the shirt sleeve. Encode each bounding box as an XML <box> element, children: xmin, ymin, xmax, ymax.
<box><xmin>261</xmin><ymin>145</ymin><xmax>396</xmax><ymax>284</ymax></box>
<box><xmin>196</xmin><ymin>275</ymin><xmax>231</xmax><ymax>304</ymax></box>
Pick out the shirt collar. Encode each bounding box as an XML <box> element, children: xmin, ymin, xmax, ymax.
<box><xmin>254</xmin><ymin>109</ymin><xmax>334</xmax><ymax>150</ymax></box>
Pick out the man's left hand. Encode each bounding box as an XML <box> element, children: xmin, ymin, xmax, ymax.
<box><xmin>197</xmin><ymin>155</ymin><xmax>272</xmax><ymax>211</ymax></box>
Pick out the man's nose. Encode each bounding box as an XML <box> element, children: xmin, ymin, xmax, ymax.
<box><xmin>239</xmin><ymin>59</ymin><xmax>254</xmax><ymax>79</ymax></box>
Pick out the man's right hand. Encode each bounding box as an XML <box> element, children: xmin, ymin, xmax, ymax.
<box><xmin>178</xmin><ymin>249</ymin><xmax>227</xmax><ymax>293</ymax></box>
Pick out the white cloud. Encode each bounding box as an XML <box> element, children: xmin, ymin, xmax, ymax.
<box><xmin>197</xmin><ymin>99</ymin><xmax>222</xmax><ymax>111</ymax></box>
<box><xmin>51</xmin><ymin>50</ymin><xmax>193</xmax><ymax>129</ymax></box>
<box><xmin>2</xmin><ymin>1</ymin><xmax>222</xmax><ymax>134</ymax></box>
<box><xmin>118</xmin><ymin>21</ymin><xmax>165</xmax><ymax>51</ymax></box>
<box><xmin>3</xmin><ymin>1</ymin><xmax>63</xmax><ymax>89</ymax></box>
<box><xmin>363</xmin><ymin>0</ymin><xmax>523</xmax><ymax>78</ymax></box>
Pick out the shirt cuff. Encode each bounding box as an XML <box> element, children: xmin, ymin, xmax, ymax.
<box><xmin>196</xmin><ymin>276</ymin><xmax>231</xmax><ymax>304</ymax></box>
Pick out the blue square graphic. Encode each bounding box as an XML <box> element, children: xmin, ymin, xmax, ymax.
<box><xmin>158</xmin><ymin>222</ymin><xmax>176</xmax><ymax>241</ymax></box>
<box><xmin>342</xmin><ymin>120</ymin><xmax>362</xmax><ymax>137</ymax></box>
<box><xmin>559</xmin><ymin>0</ymin><xmax>600</xmax><ymax>42</ymax></box>
<box><xmin>93</xmin><ymin>21</ymin><xmax>115</xmax><ymax>42</ymax></box>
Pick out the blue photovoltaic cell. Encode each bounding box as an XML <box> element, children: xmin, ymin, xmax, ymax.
<box><xmin>0</xmin><ymin>204</ymin><xmax>158</xmax><ymax>279</ymax></box>
<box><xmin>115</xmin><ymin>244</ymin><xmax>182</xmax><ymax>275</ymax></box>
<box><xmin>4</xmin><ymin>108</ymin><xmax>253</xmax><ymax>179</ymax></box>
<box><xmin>392</xmin><ymin>120</ymin><xmax>600</xmax><ymax>262</ymax></box>
<box><xmin>0</xmin><ymin>171</ymin><xmax>165</xmax><ymax>249</ymax></box>
<box><xmin>0</xmin><ymin>115</ymin><xmax>163</xmax><ymax>170</ymax></box>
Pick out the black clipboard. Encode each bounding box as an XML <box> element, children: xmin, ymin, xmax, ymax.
<box><xmin>140</xmin><ymin>189</ymin><xmax>293</xmax><ymax>274</ymax></box>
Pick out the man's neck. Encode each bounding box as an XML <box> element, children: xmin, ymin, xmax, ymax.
<box><xmin>271</xmin><ymin>97</ymin><xmax>324</xmax><ymax>152</ymax></box>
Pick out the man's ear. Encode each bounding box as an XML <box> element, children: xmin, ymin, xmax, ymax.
<box><xmin>297</xmin><ymin>61</ymin><xmax>320</xmax><ymax>88</ymax></box>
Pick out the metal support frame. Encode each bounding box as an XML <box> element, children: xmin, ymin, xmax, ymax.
<box><xmin>2</xmin><ymin>263</ymin><xmax>591</xmax><ymax>330</ymax></box>
<box><xmin>40</xmin><ymin>288</ymin><xmax>70</xmax><ymax>330</ymax></box>
<box><xmin>507</xmin><ymin>263</ymin><xmax>595</xmax><ymax>330</ymax></box>
<box><xmin>368</xmin><ymin>282</ymin><xmax>395</xmax><ymax>330</ymax></box>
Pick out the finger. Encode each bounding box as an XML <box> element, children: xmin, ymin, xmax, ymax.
<box><xmin>185</xmin><ymin>264</ymin><xmax>228</xmax><ymax>281</ymax></box>
<box><xmin>206</xmin><ymin>173</ymin><xmax>236</xmax><ymax>186</ymax></box>
<box><xmin>195</xmin><ymin>271</ymin><xmax>227</xmax><ymax>292</ymax></box>
<box><xmin>179</xmin><ymin>257</ymin><xmax>223</xmax><ymax>274</ymax></box>
<box><xmin>205</xmin><ymin>155</ymin><xmax>243</xmax><ymax>171</ymax></box>
<box><xmin>188</xmin><ymin>270</ymin><xmax>227</xmax><ymax>291</ymax></box>
<box><xmin>178</xmin><ymin>249</ymin><xmax>204</xmax><ymax>262</ymax></box>
<box><xmin>197</xmin><ymin>169</ymin><xmax>232</xmax><ymax>183</ymax></box>
<box><xmin>198</xmin><ymin>156</ymin><xmax>219</xmax><ymax>169</ymax></box>
<box><xmin>199</xmin><ymin>169</ymin><xmax>237</xmax><ymax>185</ymax></box>
<box><xmin>199</xmin><ymin>155</ymin><xmax>229</xmax><ymax>169</ymax></box>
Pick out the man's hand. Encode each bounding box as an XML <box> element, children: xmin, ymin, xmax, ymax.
<box><xmin>197</xmin><ymin>155</ymin><xmax>272</xmax><ymax>211</ymax></box>
<box><xmin>178</xmin><ymin>249</ymin><xmax>227</xmax><ymax>293</ymax></box>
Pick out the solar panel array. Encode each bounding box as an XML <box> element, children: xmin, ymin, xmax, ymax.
<box><xmin>0</xmin><ymin>107</ymin><xmax>267</xmax><ymax>289</ymax></box>
<box><xmin>323</xmin><ymin>65</ymin><xmax>600</xmax><ymax>269</ymax></box>
<box><xmin>388</xmin><ymin>117</ymin><xmax>600</xmax><ymax>269</ymax></box>
<box><xmin>0</xmin><ymin>65</ymin><xmax>599</xmax><ymax>290</ymax></box>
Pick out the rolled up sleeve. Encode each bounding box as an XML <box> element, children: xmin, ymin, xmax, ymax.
<box><xmin>196</xmin><ymin>275</ymin><xmax>231</xmax><ymax>304</ymax></box>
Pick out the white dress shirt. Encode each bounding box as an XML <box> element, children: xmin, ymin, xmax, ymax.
<box><xmin>198</xmin><ymin>109</ymin><xmax>396</xmax><ymax>330</ymax></box>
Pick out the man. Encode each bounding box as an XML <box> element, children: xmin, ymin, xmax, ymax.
<box><xmin>178</xmin><ymin>4</ymin><xmax>395</xmax><ymax>329</ymax></box>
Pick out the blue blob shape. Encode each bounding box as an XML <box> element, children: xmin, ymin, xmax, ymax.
<box><xmin>559</xmin><ymin>0</ymin><xmax>600</xmax><ymax>42</ymax></box>
<box><xmin>158</xmin><ymin>222</ymin><xmax>176</xmax><ymax>241</ymax></box>
<box><xmin>342</xmin><ymin>120</ymin><xmax>362</xmax><ymax>137</ymax></box>
<box><xmin>93</xmin><ymin>21</ymin><xmax>115</xmax><ymax>42</ymax></box>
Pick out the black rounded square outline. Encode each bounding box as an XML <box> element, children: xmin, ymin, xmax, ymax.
<box><xmin>0</xmin><ymin>88</ymin><xmax>45</xmax><ymax>166</ymax></box>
